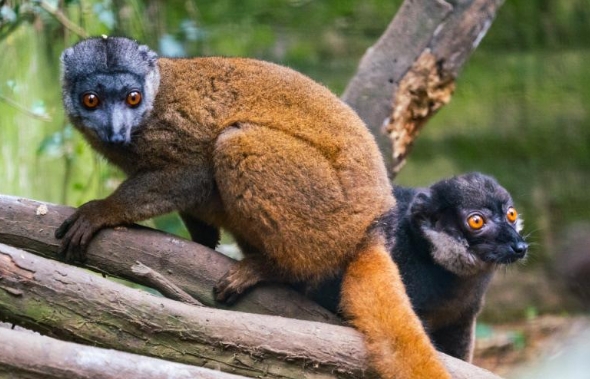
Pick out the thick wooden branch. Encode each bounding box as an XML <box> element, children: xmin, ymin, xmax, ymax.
<box><xmin>0</xmin><ymin>242</ymin><xmax>501</xmax><ymax>379</ymax></box>
<box><xmin>342</xmin><ymin>0</ymin><xmax>504</xmax><ymax>175</ymax></box>
<box><xmin>0</xmin><ymin>327</ymin><xmax>245</xmax><ymax>379</ymax></box>
<box><xmin>0</xmin><ymin>194</ymin><xmax>339</xmax><ymax>324</ymax></box>
<box><xmin>0</xmin><ymin>242</ymin><xmax>372</xmax><ymax>378</ymax></box>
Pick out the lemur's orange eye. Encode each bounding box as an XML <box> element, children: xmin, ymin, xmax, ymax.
<box><xmin>82</xmin><ymin>92</ymin><xmax>100</xmax><ymax>109</ymax></box>
<box><xmin>126</xmin><ymin>91</ymin><xmax>142</xmax><ymax>107</ymax></box>
<box><xmin>506</xmin><ymin>207</ymin><xmax>518</xmax><ymax>223</ymax></box>
<box><xmin>467</xmin><ymin>214</ymin><xmax>485</xmax><ymax>230</ymax></box>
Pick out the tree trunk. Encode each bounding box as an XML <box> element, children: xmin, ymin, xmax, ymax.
<box><xmin>0</xmin><ymin>242</ymin><xmax>501</xmax><ymax>379</ymax></box>
<box><xmin>342</xmin><ymin>0</ymin><xmax>504</xmax><ymax>175</ymax></box>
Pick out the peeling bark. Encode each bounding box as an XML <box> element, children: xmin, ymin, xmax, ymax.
<box><xmin>342</xmin><ymin>0</ymin><xmax>504</xmax><ymax>176</ymax></box>
<box><xmin>386</xmin><ymin>50</ymin><xmax>456</xmax><ymax>174</ymax></box>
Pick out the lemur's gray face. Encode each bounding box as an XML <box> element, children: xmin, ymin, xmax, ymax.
<box><xmin>411</xmin><ymin>172</ymin><xmax>528</xmax><ymax>276</ymax></box>
<box><xmin>60</xmin><ymin>37</ymin><xmax>160</xmax><ymax>144</ymax></box>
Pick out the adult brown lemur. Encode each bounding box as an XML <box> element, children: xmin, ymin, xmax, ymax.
<box><xmin>305</xmin><ymin>172</ymin><xmax>528</xmax><ymax>362</ymax></box>
<box><xmin>57</xmin><ymin>36</ymin><xmax>451</xmax><ymax>379</ymax></box>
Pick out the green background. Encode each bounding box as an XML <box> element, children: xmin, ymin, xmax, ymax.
<box><xmin>1</xmin><ymin>0</ymin><xmax>589</xmax><ymax>319</ymax></box>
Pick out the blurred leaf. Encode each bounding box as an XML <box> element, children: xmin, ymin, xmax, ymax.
<box><xmin>5</xmin><ymin>80</ymin><xmax>16</xmax><ymax>91</ymax></box>
<box><xmin>511</xmin><ymin>331</ymin><xmax>527</xmax><ymax>351</ymax></box>
<box><xmin>526</xmin><ymin>307</ymin><xmax>539</xmax><ymax>320</ymax></box>
<box><xmin>37</xmin><ymin>132</ymin><xmax>64</xmax><ymax>158</ymax></box>
<box><xmin>93</xmin><ymin>1</ymin><xmax>115</xmax><ymax>30</ymax></box>
<box><xmin>37</xmin><ymin>125</ymin><xmax>74</xmax><ymax>158</ymax></box>
<box><xmin>476</xmin><ymin>323</ymin><xmax>494</xmax><ymax>339</ymax></box>
<box><xmin>43</xmin><ymin>0</ymin><xmax>60</xmax><ymax>8</ymax></box>
<box><xmin>30</xmin><ymin>99</ymin><xmax>47</xmax><ymax>117</ymax></box>
<box><xmin>1</xmin><ymin>5</ymin><xmax>17</xmax><ymax>22</ymax></box>
<box><xmin>179</xmin><ymin>19</ymin><xmax>205</xmax><ymax>42</ymax></box>
<box><xmin>159</xmin><ymin>34</ymin><xmax>185</xmax><ymax>57</ymax></box>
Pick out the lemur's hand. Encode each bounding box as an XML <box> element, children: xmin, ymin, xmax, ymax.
<box><xmin>55</xmin><ymin>200</ymin><xmax>111</xmax><ymax>263</ymax></box>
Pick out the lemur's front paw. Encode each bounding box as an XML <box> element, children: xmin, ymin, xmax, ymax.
<box><xmin>55</xmin><ymin>200</ymin><xmax>107</xmax><ymax>263</ymax></box>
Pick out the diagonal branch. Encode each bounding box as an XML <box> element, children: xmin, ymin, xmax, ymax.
<box><xmin>342</xmin><ymin>0</ymin><xmax>504</xmax><ymax>176</ymax></box>
<box><xmin>131</xmin><ymin>261</ymin><xmax>203</xmax><ymax>306</ymax></box>
<box><xmin>0</xmin><ymin>93</ymin><xmax>52</xmax><ymax>122</ymax></box>
<box><xmin>0</xmin><ymin>194</ymin><xmax>340</xmax><ymax>324</ymax></box>
<box><xmin>37</xmin><ymin>0</ymin><xmax>89</xmax><ymax>38</ymax></box>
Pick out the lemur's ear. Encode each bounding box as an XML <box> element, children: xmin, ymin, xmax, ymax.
<box><xmin>409</xmin><ymin>190</ymin><xmax>434</xmax><ymax>225</ymax></box>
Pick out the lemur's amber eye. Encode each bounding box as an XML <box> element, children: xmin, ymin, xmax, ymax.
<box><xmin>506</xmin><ymin>207</ymin><xmax>518</xmax><ymax>223</ymax></box>
<box><xmin>467</xmin><ymin>214</ymin><xmax>485</xmax><ymax>230</ymax></box>
<box><xmin>126</xmin><ymin>91</ymin><xmax>142</xmax><ymax>107</ymax></box>
<box><xmin>82</xmin><ymin>92</ymin><xmax>100</xmax><ymax>109</ymax></box>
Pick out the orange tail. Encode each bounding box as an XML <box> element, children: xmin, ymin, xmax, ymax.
<box><xmin>340</xmin><ymin>239</ymin><xmax>451</xmax><ymax>379</ymax></box>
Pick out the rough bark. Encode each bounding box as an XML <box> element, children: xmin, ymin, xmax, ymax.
<box><xmin>131</xmin><ymin>261</ymin><xmax>203</xmax><ymax>306</ymax></box>
<box><xmin>0</xmin><ymin>194</ymin><xmax>339</xmax><ymax>324</ymax></box>
<box><xmin>0</xmin><ymin>327</ymin><xmax>245</xmax><ymax>379</ymax></box>
<box><xmin>0</xmin><ymin>242</ymin><xmax>501</xmax><ymax>379</ymax></box>
<box><xmin>342</xmin><ymin>0</ymin><xmax>504</xmax><ymax>175</ymax></box>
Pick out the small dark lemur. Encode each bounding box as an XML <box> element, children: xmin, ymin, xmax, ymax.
<box><xmin>306</xmin><ymin>172</ymin><xmax>528</xmax><ymax>362</ymax></box>
<box><xmin>57</xmin><ymin>36</ymin><xmax>450</xmax><ymax>379</ymax></box>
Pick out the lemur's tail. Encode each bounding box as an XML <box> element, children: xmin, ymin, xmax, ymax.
<box><xmin>340</xmin><ymin>236</ymin><xmax>451</xmax><ymax>379</ymax></box>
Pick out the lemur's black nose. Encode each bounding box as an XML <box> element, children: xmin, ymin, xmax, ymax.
<box><xmin>512</xmin><ymin>241</ymin><xmax>528</xmax><ymax>256</ymax></box>
<box><xmin>109</xmin><ymin>134</ymin><xmax>126</xmax><ymax>144</ymax></box>
<box><xmin>107</xmin><ymin>128</ymin><xmax>127</xmax><ymax>144</ymax></box>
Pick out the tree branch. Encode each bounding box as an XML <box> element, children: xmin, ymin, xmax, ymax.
<box><xmin>342</xmin><ymin>0</ymin><xmax>504</xmax><ymax>176</ymax></box>
<box><xmin>131</xmin><ymin>261</ymin><xmax>203</xmax><ymax>306</ymax></box>
<box><xmin>0</xmin><ymin>242</ymin><xmax>372</xmax><ymax>378</ymax></box>
<box><xmin>0</xmin><ymin>194</ymin><xmax>340</xmax><ymax>324</ymax></box>
<box><xmin>0</xmin><ymin>327</ymin><xmax>246</xmax><ymax>379</ymax></box>
<box><xmin>0</xmin><ymin>242</ymin><xmax>502</xmax><ymax>379</ymax></box>
<box><xmin>0</xmin><ymin>93</ymin><xmax>52</xmax><ymax>122</ymax></box>
<box><xmin>37</xmin><ymin>0</ymin><xmax>89</xmax><ymax>38</ymax></box>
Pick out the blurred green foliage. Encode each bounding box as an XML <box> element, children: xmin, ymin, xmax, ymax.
<box><xmin>0</xmin><ymin>1</ymin><xmax>588</xmax><ymax>282</ymax></box>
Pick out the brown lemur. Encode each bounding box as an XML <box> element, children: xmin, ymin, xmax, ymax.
<box><xmin>305</xmin><ymin>172</ymin><xmax>528</xmax><ymax>362</ymax></box>
<box><xmin>57</xmin><ymin>36</ymin><xmax>451</xmax><ymax>379</ymax></box>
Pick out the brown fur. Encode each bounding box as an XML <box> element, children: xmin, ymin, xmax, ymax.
<box><xmin>60</xmin><ymin>56</ymin><xmax>450</xmax><ymax>378</ymax></box>
<box><xmin>341</xmin><ymin>234</ymin><xmax>449</xmax><ymax>378</ymax></box>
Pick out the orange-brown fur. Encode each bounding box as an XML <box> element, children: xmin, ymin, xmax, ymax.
<box><xmin>341</xmin><ymin>234</ymin><xmax>449</xmax><ymax>378</ymax></box>
<box><xmin>61</xmin><ymin>55</ymin><xmax>450</xmax><ymax>378</ymax></box>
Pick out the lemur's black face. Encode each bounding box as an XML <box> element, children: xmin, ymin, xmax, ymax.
<box><xmin>436</xmin><ymin>201</ymin><xmax>527</xmax><ymax>264</ymax></box>
<box><xmin>411</xmin><ymin>172</ymin><xmax>528</xmax><ymax>276</ymax></box>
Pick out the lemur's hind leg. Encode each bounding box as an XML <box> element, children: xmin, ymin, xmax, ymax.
<box><xmin>214</xmin><ymin>255</ymin><xmax>282</xmax><ymax>305</ymax></box>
